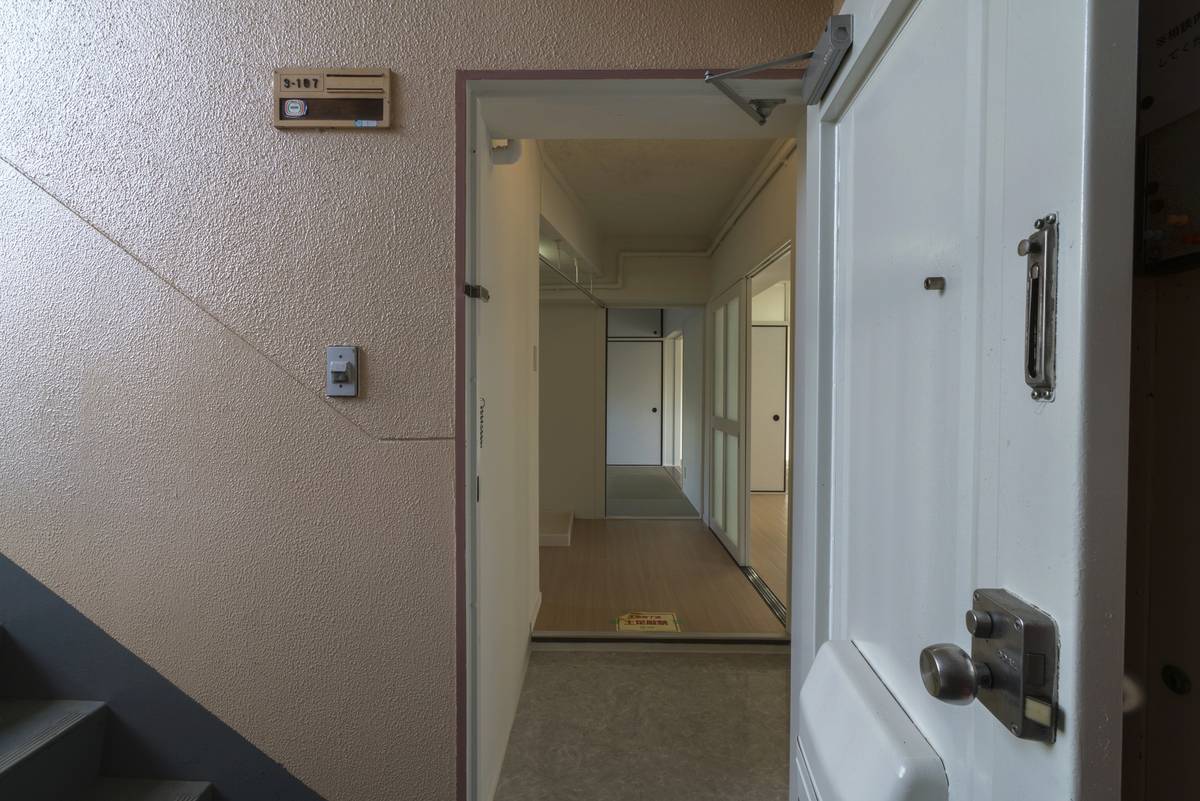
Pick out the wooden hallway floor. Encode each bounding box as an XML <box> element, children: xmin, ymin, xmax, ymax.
<box><xmin>749</xmin><ymin>493</ymin><xmax>789</xmax><ymax>603</ymax></box>
<box><xmin>534</xmin><ymin>518</ymin><xmax>785</xmax><ymax>636</ymax></box>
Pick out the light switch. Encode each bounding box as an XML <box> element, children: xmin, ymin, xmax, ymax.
<box><xmin>326</xmin><ymin>346</ymin><xmax>359</xmax><ymax>397</ymax></box>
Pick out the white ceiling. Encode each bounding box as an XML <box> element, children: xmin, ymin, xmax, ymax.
<box><xmin>540</xmin><ymin>139</ymin><xmax>779</xmax><ymax>242</ymax></box>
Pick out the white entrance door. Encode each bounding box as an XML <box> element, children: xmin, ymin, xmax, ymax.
<box><xmin>708</xmin><ymin>280</ymin><xmax>746</xmax><ymax>558</ymax></box>
<box><xmin>750</xmin><ymin>325</ymin><xmax>787</xmax><ymax>492</ymax></box>
<box><xmin>606</xmin><ymin>340</ymin><xmax>662</xmax><ymax>465</ymax></box>
<box><xmin>793</xmin><ymin>2</ymin><xmax>1135</xmax><ymax>801</ymax></box>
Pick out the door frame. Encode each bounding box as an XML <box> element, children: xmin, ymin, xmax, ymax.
<box><xmin>662</xmin><ymin>328</ymin><xmax>685</xmax><ymax>478</ymax></box>
<box><xmin>456</xmin><ymin>68</ymin><xmax>806</xmax><ymax>801</ymax></box>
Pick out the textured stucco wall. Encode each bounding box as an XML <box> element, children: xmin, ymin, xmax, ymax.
<box><xmin>0</xmin><ymin>2</ymin><xmax>833</xmax><ymax>799</ymax></box>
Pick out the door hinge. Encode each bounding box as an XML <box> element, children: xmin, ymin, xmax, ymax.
<box><xmin>476</xmin><ymin>475</ymin><xmax>480</xmax><ymax>502</ymax></box>
<box><xmin>464</xmin><ymin>283</ymin><xmax>490</xmax><ymax>302</ymax></box>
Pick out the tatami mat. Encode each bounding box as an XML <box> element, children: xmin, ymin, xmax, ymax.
<box><xmin>605</xmin><ymin>465</ymin><xmax>698</xmax><ymax>517</ymax></box>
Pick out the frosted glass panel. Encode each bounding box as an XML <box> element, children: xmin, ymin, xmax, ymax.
<box><xmin>714</xmin><ymin>306</ymin><xmax>726</xmax><ymax>417</ymax></box>
<box><xmin>725</xmin><ymin>297</ymin><xmax>739</xmax><ymax>422</ymax></box>
<box><xmin>726</xmin><ymin>434</ymin><xmax>739</xmax><ymax>544</ymax></box>
<box><xmin>708</xmin><ymin>287</ymin><xmax>744</xmax><ymax>552</ymax></box>
<box><xmin>713</xmin><ymin>431</ymin><xmax>725</xmax><ymax>524</ymax></box>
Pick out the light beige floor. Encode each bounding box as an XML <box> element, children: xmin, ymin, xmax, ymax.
<box><xmin>535</xmin><ymin>518</ymin><xmax>785</xmax><ymax>636</ymax></box>
<box><xmin>750</xmin><ymin>493</ymin><xmax>789</xmax><ymax>603</ymax></box>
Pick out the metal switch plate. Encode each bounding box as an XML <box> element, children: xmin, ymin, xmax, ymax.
<box><xmin>1020</xmin><ymin>214</ymin><xmax>1058</xmax><ymax>401</ymax></box>
<box><xmin>326</xmin><ymin>345</ymin><xmax>359</xmax><ymax>397</ymax></box>
<box><xmin>970</xmin><ymin>588</ymin><xmax>1059</xmax><ymax>742</ymax></box>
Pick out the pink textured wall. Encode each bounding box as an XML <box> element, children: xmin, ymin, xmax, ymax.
<box><xmin>0</xmin><ymin>2</ymin><xmax>833</xmax><ymax>798</ymax></box>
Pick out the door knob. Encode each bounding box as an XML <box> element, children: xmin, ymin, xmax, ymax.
<box><xmin>772</xmin><ymin>414</ymin><xmax>781</xmax><ymax>421</ymax></box>
<box><xmin>919</xmin><ymin>643</ymin><xmax>992</xmax><ymax>705</ymax></box>
<box><xmin>651</xmin><ymin>407</ymin><xmax>658</xmax><ymax>413</ymax></box>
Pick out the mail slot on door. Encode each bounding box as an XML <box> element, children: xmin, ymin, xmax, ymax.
<box><xmin>273</xmin><ymin>68</ymin><xmax>392</xmax><ymax>128</ymax></box>
<box><xmin>919</xmin><ymin>588</ymin><xmax>1059</xmax><ymax>743</ymax></box>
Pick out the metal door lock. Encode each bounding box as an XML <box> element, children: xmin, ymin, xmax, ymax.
<box><xmin>1021</xmin><ymin>214</ymin><xmax>1058</xmax><ymax>401</ymax></box>
<box><xmin>919</xmin><ymin>588</ymin><xmax>1059</xmax><ymax>742</ymax></box>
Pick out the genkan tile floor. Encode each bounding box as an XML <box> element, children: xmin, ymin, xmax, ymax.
<box><xmin>494</xmin><ymin>650</ymin><xmax>789</xmax><ymax>801</ymax></box>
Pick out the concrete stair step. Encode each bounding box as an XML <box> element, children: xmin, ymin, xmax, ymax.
<box><xmin>81</xmin><ymin>777</ymin><xmax>214</xmax><ymax>801</ymax></box>
<box><xmin>0</xmin><ymin>699</ymin><xmax>107</xmax><ymax>801</ymax></box>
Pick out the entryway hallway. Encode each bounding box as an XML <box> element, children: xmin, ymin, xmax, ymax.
<box><xmin>494</xmin><ymin>649</ymin><xmax>789</xmax><ymax>801</ymax></box>
<box><xmin>534</xmin><ymin>519</ymin><xmax>784</xmax><ymax>636</ymax></box>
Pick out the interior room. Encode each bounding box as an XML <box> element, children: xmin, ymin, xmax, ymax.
<box><xmin>530</xmin><ymin>137</ymin><xmax>797</xmax><ymax>640</ymax></box>
<box><xmin>474</xmin><ymin>120</ymin><xmax>803</xmax><ymax>798</ymax></box>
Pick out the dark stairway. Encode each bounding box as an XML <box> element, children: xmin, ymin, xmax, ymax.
<box><xmin>0</xmin><ymin>632</ymin><xmax>212</xmax><ymax>801</ymax></box>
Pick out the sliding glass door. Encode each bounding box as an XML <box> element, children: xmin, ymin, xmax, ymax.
<box><xmin>707</xmin><ymin>281</ymin><xmax>747</xmax><ymax>560</ymax></box>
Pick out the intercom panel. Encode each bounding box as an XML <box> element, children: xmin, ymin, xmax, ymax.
<box><xmin>273</xmin><ymin>68</ymin><xmax>391</xmax><ymax>129</ymax></box>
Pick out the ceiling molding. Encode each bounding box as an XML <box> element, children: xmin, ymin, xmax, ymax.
<box><xmin>539</xmin><ymin>146</ymin><xmax>590</xmax><ymax>220</ymax></box>
<box><xmin>706</xmin><ymin>138</ymin><xmax>797</xmax><ymax>257</ymax></box>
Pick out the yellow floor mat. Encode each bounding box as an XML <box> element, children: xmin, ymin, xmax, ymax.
<box><xmin>616</xmin><ymin>612</ymin><xmax>681</xmax><ymax>633</ymax></box>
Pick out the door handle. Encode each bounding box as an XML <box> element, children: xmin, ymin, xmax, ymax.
<box><xmin>919</xmin><ymin>643</ymin><xmax>991</xmax><ymax>704</ymax></box>
<box><xmin>1021</xmin><ymin>213</ymin><xmax>1058</xmax><ymax>401</ymax></box>
<box><xmin>772</xmin><ymin>414</ymin><xmax>781</xmax><ymax>421</ymax></box>
<box><xmin>651</xmin><ymin>407</ymin><xmax>658</xmax><ymax>413</ymax></box>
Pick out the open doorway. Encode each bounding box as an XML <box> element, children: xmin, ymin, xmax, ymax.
<box><xmin>531</xmin><ymin>137</ymin><xmax>795</xmax><ymax>639</ymax></box>
<box><xmin>462</xmin><ymin>74</ymin><xmax>809</xmax><ymax>801</ymax></box>
<box><xmin>605</xmin><ymin>306</ymin><xmax>700</xmax><ymax>518</ymax></box>
<box><xmin>747</xmin><ymin>250</ymin><xmax>792</xmax><ymax>610</ymax></box>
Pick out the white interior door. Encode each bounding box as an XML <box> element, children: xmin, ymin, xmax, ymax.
<box><xmin>468</xmin><ymin>132</ymin><xmax>541</xmax><ymax>801</ymax></box>
<box><xmin>708</xmin><ymin>281</ymin><xmax>746</xmax><ymax>559</ymax></box>
<box><xmin>606</xmin><ymin>340</ymin><xmax>662</xmax><ymax>465</ymax></box>
<box><xmin>750</xmin><ymin>325</ymin><xmax>787</xmax><ymax>492</ymax></box>
<box><xmin>793</xmin><ymin>2</ymin><xmax>1135</xmax><ymax>800</ymax></box>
